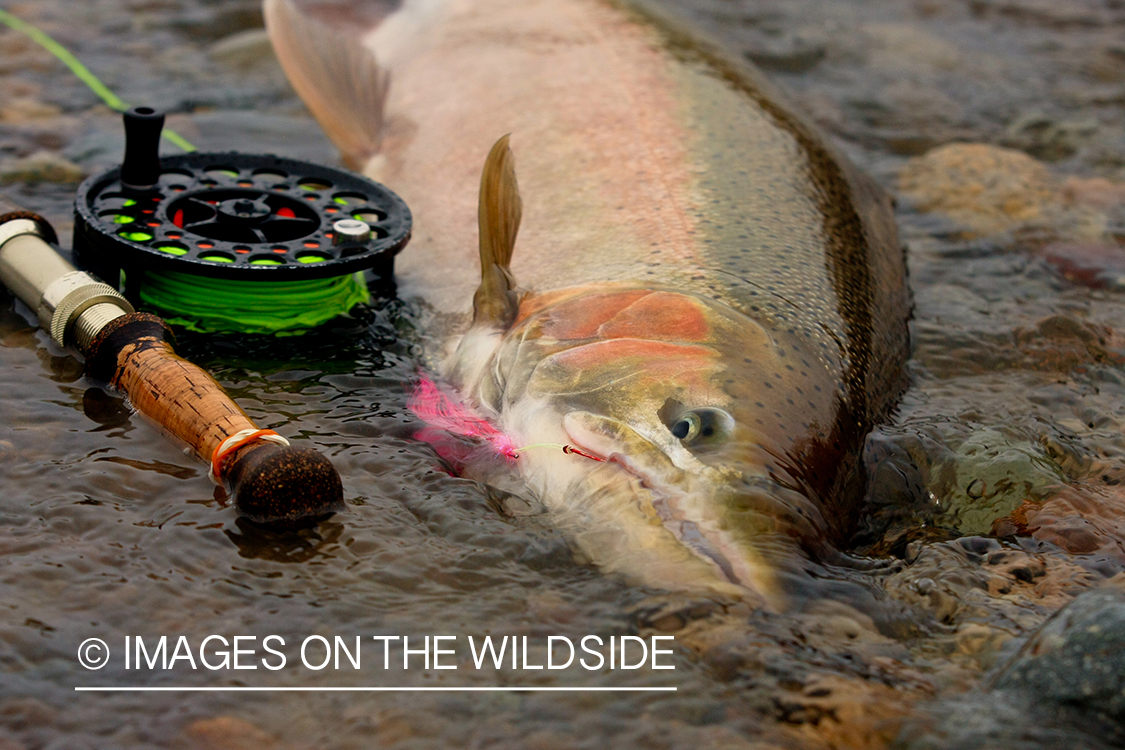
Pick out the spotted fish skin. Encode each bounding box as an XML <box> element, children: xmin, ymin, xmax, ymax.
<box><xmin>265</xmin><ymin>0</ymin><xmax>910</xmax><ymax>602</ymax></box>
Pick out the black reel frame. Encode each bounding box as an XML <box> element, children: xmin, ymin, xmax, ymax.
<box><xmin>73</xmin><ymin>109</ymin><xmax>412</xmax><ymax>297</ymax></box>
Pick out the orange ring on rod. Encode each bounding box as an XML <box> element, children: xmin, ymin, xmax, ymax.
<box><xmin>209</xmin><ymin>428</ymin><xmax>289</xmax><ymax>485</ymax></box>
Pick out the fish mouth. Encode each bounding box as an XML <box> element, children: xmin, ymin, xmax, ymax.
<box><xmin>562</xmin><ymin>411</ymin><xmax>685</xmax><ymax>486</ymax></box>
<box><xmin>562</xmin><ymin>410</ymin><xmax>779</xmax><ymax>602</ymax></box>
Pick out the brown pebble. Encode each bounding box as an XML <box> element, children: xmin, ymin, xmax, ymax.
<box><xmin>776</xmin><ymin>674</ymin><xmax>921</xmax><ymax>750</ymax></box>
<box><xmin>0</xmin><ymin>697</ymin><xmax>57</xmax><ymax>731</ymax></box>
<box><xmin>526</xmin><ymin>590</ymin><xmax>579</xmax><ymax>623</ymax></box>
<box><xmin>1061</xmin><ymin>176</ymin><xmax>1125</xmax><ymax>210</ymax></box>
<box><xmin>0</xmin><ymin>30</ymin><xmax>55</xmax><ymax>74</ymax></box>
<box><xmin>1024</xmin><ymin>486</ymin><xmax>1125</xmax><ymax>563</ymax></box>
<box><xmin>1041</xmin><ymin>242</ymin><xmax>1125</xmax><ymax>290</ymax></box>
<box><xmin>0</xmin><ymin>78</ymin><xmax>39</xmax><ymax>99</ymax></box>
<box><xmin>0</xmin><ymin>97</ymin><xmax>61</xmax><ymax>124</ymax></box>
<box><xmin>954</xmin><ymin>623</ymin><xmax>1011</xmax><ymax>665</ymax></box>
<box><xmin>176</xmin><ymin>716</ymin><xmax>279</xmax><ymax>750</ymax></box>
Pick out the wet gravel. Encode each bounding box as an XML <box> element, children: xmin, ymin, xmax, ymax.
<box><xmin>1</xmin><ymin>0</ymin><xmax>1124</xmax><ymax>748</ymax></box>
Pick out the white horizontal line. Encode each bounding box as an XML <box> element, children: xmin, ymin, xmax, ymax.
<box><xmin>75</xmin><ymin>686</ymin><xmax>676</xmax><ymax>692</ymax></box>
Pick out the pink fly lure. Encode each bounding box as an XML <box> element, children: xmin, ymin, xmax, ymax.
<box><xmin>408</xmin><ymin>374</ymin><xmax>605</xmax><ymax>470</ymax></box>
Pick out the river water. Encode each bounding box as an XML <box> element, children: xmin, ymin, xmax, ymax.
<box><xmin>1</xmin><ymin>1</ymin><xmax>1124</xmax><ymax>748</ymax></box>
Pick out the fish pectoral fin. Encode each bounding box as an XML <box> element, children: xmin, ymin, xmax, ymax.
<box><xmin>263</xmin><ymin>0</ymin><xmax>389</xmax><ymax>170</ymax></box>
<box><xmin>472</xmin><ymin>135</ymin><xmax>523</xmax><ymax>329</ymax></box>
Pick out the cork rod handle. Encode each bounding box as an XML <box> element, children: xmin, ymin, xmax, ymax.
<box><xmin>85</xmin><ymin>313</ymin><xmax>344</xmax><ymax>524</ymax></box>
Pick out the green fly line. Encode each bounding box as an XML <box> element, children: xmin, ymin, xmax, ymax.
<box><xmin>3</xmin><ymin>8</ymin><xmax>378</xmax><ymax>335</ymax></box>
<box><xmin>0</xmin><ymin>9</ymin><xmax>195</xmax><ymax>152</ymax></box>
<box><xmin>133</xmin><ymin>269</ymin><xmax>371</xmax><ymax>336</ymax></box>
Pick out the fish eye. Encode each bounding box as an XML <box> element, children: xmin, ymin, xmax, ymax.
<box><xmin>671</xmin><ymin>412</ymin><xmax>700</xmax><ymax>440</ymax></box>
<box><xmin>668</xmin><ymin>408</ymin><xmax>734</xmax><ymax>450</ymax></box>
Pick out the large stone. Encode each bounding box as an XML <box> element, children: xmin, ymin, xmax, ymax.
<box><xmin>898</xmin><ymin>143</ymin><xmax>1056</xmax><ymax>236</ymax></box>
<box><xmin>990</xmin><ymin>585</ymin><xmax>1125</xmax><ymax>725</ymax></box>
<box><xmin>896</xmin><ymin>585</ymin><xmax>1125</xmax><ymax>749</ymax></box>
<box><xmin>0</xmin><ymin>150</ymin><xmax>83</xmax><ymax>184</ymax></box>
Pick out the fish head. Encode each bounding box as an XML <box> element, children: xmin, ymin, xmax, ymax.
<box><xmin>448</xmin><ymin>136</ymin><xmax>856</xmax><ymax>606</ymax></box>
<box><xmin>465</xmin><ymin>285</ymin><xmax>843</xmax><ymax>605</ymax></box>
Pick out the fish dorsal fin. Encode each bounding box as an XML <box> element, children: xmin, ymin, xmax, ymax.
<box><xmin>263</xmin><ymin>0</ymin><xmax>388</xmax><ymax>170</ymax></box>
<box><xmin>473</xmin><ymin>135</ymin><xmax>523</xmax><ymax>329</ymax></box>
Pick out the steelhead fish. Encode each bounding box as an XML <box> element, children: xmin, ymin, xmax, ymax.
<box><xmin>264</xmin><ymin>0</ymin><xmax>910</xmax><ymax>605</ymax></box>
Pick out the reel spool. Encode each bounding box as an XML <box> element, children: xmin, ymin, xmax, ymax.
<box><xmin>73</xmin><ymin>108</ymin><xmax>411</xmax><ymax>335</ymax></box>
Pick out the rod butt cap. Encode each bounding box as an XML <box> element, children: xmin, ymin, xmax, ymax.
<box><xmin>229</xmin><ymin>444</ymin><xmax>344</xmax><ymax>525</ymax></box>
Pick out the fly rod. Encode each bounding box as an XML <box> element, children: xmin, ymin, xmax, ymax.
<box><xmin>0</xmin><ymin>211</ymin><xmax>344</xmax><ymax>524</ymax></box>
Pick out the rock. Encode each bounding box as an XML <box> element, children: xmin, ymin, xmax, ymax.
<box><xmin>0</xmin><ymin>97</ymin><xmax>62</xmax><ymax>125</ymax></box>
<box><xmin>526</xmin><ymin>589</ymin><xmax>579</xmax><ymax>623</ymax></box>
<box><xmin>371</xmin><ymin>714</ymin><xmax>417</xmax><ymax>746</ymax></box>
<box><xmin>0</xmin><ymin>79</ymin><xmax>40</xmax><ymax>99</ymax></box>
<box><xmin>884</xmin><ymin>536</ymin><xmax>1081</xmax><ymax>633</ymax></box>
<box><xmin>895</xmin><ymin>692</ymin><xmax>1099</xmax><ymax>750</ymax></box>
<box><xmin>61</xmin><ymin>129</ymin><xmax>124</xmax><ymax>168</ymax></box>
<box><xmin>0</xmin><ymin>30</ymin><xmax>55</xmax><ymax>74</ymax></box>
<box><xmin>182</xmin><ymin>111</ymin><xmax>337</xmax><ymax>164</ymax></box>
<box><xmin>774</xmin><ymin>674</ymin><xmax>922</xmax><ymax>750</ymax></box>
<box><xmin>898</xmin><ymin>143</ymin><xmax>1056</xmax><ymax>236</ymax></box>
<box><xmin>0</xmin><ymin>114</ymin><xmax>83</xmax><ymax>156</ymax></box>
<box><xmin>1061</xmin><ymin>176</ymin><xmax>1125</xmax><ymax>211</ymax></box>
<box><xmin>0</xmin><ymin>150</ymin><xmax>84</xmax><ymax>185</ymax></box>
<box><xmin>1002</xmin><ymin>111</ymin><xmax>1099</xmax><ymax>162</ymax></box>
<box><xmin>175</xmin><ymin>716</ymin><xmax>279</xmax><ymax>750</ymax></box>
<box><xmin>208</xmin><ymin>29</ymin><xmax>277</xmax><ymax>71</ymax></box>
<box><xmin>936</xmin><ymin>428</ymin><xmax>1066</xmax><ymax>536</ymax></box>
<box><xmin>1013</xmin><ymin>314</ymin><xmax>1124</xmax><ymax>371</ymax></box>
<box><xmin>42</xmin><ymin>735</ymin><xmax>99</xmax><ymax>750</ymax></box>
<box><xmin>1017</xmin><ymin>486</ymin><xmax>1125</xmax><ymax>571</ymax></box>
<box><xmin>798</xmin><ymin>599</ymin><xmax>894</xmax><ymax>646</ymax></box>
<box><xmin>965</xmin><ymin>0</ymin><xmax>1114</xmax><ymax>29</ymax></box>
<box><xmin>0</xmin><ymin>732</ymin><xmax>26</xmax><ymax>750</ymax></box>
<box><xmin>858</xmin><ymin>23</ymin><xmax>966</xmax><ymax>73</ymax></box>
<box><xmin>0</xmin><ymin>697</ymin><xmax>57</xmax><ymax>731</ymax></box>
<box><xmin>171</xmin><ymin>2</ymin><xmax>263</xmax><ymax>40</ymax></box>
<box><xmin>895</xmin><ymin>587</ymin><xmax>1125</xmax><ymax>749</ymax></box>
<box><xmin>1041</xmin><ymin>242</ymin><xmax>1125</xmax><ymax>290</ymax></box>
<box><xmin>954</xmin><ymin>623</ymin><xmax>1011</xmax><ymax>667</ymax></box>
<box><xmin>990</xmin><ymin>586</ymin><xmax>1125</xmax><ymax>729</ymax></box>
<box><xmin>743</xmin><ymin>29</ymin><xmax>827</xmax><ymax>73</ymax></box>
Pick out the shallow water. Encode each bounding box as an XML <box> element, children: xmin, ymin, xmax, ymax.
<box><xmin>2</xmin><ymin>0</ymin><xmax>1125</xmax><ymax>748</ymax></box>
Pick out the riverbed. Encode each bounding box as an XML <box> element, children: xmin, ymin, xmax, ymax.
<box><xmin>1</xmin><ymin>1</ymin><xmax>1124</xmax><ymax>748</ymax></box>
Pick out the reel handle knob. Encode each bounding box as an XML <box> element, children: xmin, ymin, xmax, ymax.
<box><xmin>120</xmin><ymin>107</ymin><xmax>165</xmax><ymax>190</ymax></box>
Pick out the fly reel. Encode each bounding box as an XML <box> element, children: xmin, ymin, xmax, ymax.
<box><xmin>73</xmin><ymin>108</ymin><xmax>412</xmax><ymax>334</ymax></box>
